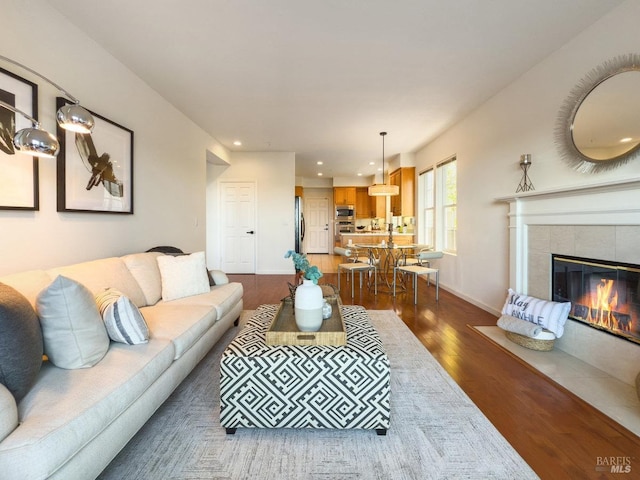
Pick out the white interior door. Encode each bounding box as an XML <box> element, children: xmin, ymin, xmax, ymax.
<box><xmin>220</xmin><ymin>182</ymin><xmax>256</xmax><ymax>273</ymax></box>
<box><xmin>305</xmin><ymin>197</ymin><xmax>330</xmax><ymax>253</ymax></box>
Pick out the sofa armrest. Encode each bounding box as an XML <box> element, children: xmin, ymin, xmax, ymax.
<box><xmin>208</xmin><ymin>270</ymin><xmax>229</xmax><ymax>285</ymax></box>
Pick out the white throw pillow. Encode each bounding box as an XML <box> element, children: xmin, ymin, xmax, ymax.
<box><xmin>95</xmin><ymin>288</ymin><xmax>149</xmax><ymax>345</ymax></box>
<box><xmin>36</xmin><ymin>276</ymin><xmax>109</xmax><ymax>369</ymax></box>
<box><xmin>501</xmin><ymin>289</ymin><xmax>570</xmax><ymax>338</ymax></box>
<box><xmin>156</xmin><ymin>251</ymin><xmax>210</xmax><ymax>301</ymax></box>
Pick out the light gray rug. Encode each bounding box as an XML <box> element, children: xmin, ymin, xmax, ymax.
<box><xmin>98</xmin><ymin>310</ymin><xmax>538</xmax><ymax>480</ymax></box>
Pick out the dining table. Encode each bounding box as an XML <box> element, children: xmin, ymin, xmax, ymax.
<box><xmin>354</xmin><ymin>242</ymin><xmax>417</xmax><ymax>292</ymax></box>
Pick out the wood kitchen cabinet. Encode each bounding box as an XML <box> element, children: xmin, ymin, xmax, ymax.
<box><xmin>389</xmin><ymin>167</ymin><xmax>415</xmax><ymax>216</ymax></box>
<box><xmin>333</xmin><ymin>187</ymin><xmax>356</xmax><ymax>206</ymax></box>
<box><xmin>355</xmin><ymin>188</ymin><xmax>371</xmax><ymax>218</ymax></box>
<box><xmin>356</xmin><ymin>188</ymin><xmax>386</xmax><ymax>219</ymax></box>
<box><xmin>371</xmin><ymin>195</ymin><xmax>386</xmax><ymax>218</ymax></box>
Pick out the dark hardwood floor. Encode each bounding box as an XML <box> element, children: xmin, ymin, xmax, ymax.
<box><xmin>228</xmin><ymin>268</ymin><xmax>640</xmax><ymax>480</ymax></box>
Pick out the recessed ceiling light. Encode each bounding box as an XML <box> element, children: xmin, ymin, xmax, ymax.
<box><xmin>620</xmin><ymin>137</ymin><xmax>633</xmax><ymax>143</ymax></box>
<box><xmin>317</xmin><ymin>172</ymin><xmax>323</xmax><ymax>176</ymax></box>
<box><xmin>369</xmin><ymin>161</ymin><xmax>375</xmax><ymax>166</ymax></box>
<box><xmin>357</xmin><ymin>173</ymin><xmax>362</xmax><ymax>176</ymax></box>
<box><xmin>317</xmin><ymin>161</ymin><xmax>323</xmax><ymax>165</ymax></box>
<box><xmin>233</xmin><ymin>140</ymin><xmax>242</xmax><ymax>146</ymax></box>
<box><xmin>378</xmin><ymin>167</ymin><xmax>383</xmax><ymax>171</ymax></box>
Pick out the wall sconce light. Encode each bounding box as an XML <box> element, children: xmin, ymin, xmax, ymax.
<box><xmin>0</xmin><ymin>55</ymin><xmax>95</xmax><ymax>157</ymax></box>
<box><xmin>516</xmin><ymin>154</ymin><xmax>534</xmax><ymax>193</ymax></box>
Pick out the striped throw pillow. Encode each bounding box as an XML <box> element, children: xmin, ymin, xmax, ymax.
<box><xmin>96</xmin><ymin>288</ymin><xmax>149</xmax><ymax>345</ymax></box>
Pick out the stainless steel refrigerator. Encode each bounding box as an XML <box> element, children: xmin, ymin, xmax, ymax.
<box><xmin>294</xmin><ymin>196</ymin><xmax>305</xmax><ymax>253</ymax></box>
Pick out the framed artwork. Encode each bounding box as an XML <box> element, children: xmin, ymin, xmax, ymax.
<box><xmin>0</xmin><ymin>66</ymin><xmax>39</xmax><ymax>210</ymax></box>
<box><xmin>56</xmin><ymin>97</ymin><xmax>134</xmax><ymax>214</ymax></box>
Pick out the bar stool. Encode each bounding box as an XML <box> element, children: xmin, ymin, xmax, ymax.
<box><xmin>393</xmin><ymin>265</ymin><xmax>439</xmax><ymax>304</ymax></box>
<box><xmin>334</xmin><ymin>247</ymin><xmax>378</xmax><ymax>298</ymax></box>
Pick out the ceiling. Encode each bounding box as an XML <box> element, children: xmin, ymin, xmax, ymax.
<box><xmin>47</xmin><ymin>0</ymin><xmax>623</xmax><ymax>181</ymax></box>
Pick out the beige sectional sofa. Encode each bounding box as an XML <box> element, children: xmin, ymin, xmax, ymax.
<box><xmin>0</xmin><ymin>251</ymin><xmax>243</xmax><ymax>480</ymax></box>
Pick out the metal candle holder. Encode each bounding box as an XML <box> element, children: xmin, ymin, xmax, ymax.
<box><xmin>516</xmin><ymin>154</ymin><xmax>534</xmax><ymax>193</ymax></box>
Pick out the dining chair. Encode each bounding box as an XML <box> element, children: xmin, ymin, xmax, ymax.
<box><xmin>392</xmin><ymin>264</ymin><xmax>439</xmax><ymax>304</ymax></box>
<box><xmin>334</xmin><ymin>247</ymin><xmax>378</xmax><ymax>298</ymax></box>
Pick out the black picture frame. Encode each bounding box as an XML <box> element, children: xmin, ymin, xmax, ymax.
<box><xmin>56</xmin><ymin>97</ymin><xmax>134</xmax><ymax>214</ymax></box>
<box><xmin>0</xmin><ymin>66</ymin><xmax>39</xmax><ymax>210</ymax></box>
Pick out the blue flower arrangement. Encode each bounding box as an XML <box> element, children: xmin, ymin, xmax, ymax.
<box><xmin>284</xmin><ymin>250</ymin><xmax>323</xmax><ymax>284</ymax></box>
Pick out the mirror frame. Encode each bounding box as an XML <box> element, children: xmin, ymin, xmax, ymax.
<box><xmin>555</xmin><ymin>53</ymin><xmax>640</xmax><ymax>174</ymax></box>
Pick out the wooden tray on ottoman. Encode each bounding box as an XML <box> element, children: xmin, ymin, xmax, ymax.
<box><xmin>266</xmin><ymin>297</ymin><xmax>346</xmax><ymax>346</ymax></box>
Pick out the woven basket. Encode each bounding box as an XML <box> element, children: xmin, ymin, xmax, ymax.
<box><xmin>505</xmin><ymin>329</ymin><xmax>555</xmax><ymax>351</ymax></box>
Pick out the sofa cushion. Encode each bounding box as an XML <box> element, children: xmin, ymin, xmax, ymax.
<box><xmin>165</xmin><ymin>283</ymin><xmax>244</xmax><ymax>321</ymax></box>
<box><xmin>0</xmin><ymin>384</ymin><xmax>17</xmax><ymax>443</ymax></box>
<box><xmin>36</xmin><ymin>276</ymin><xmax>110</xmax><ymax>369</ymax></box>
<box><xmin>0</xmin><ymin>283</ymin><xmax>43</xmax><ymax>402</ymax></box>
<box><xmin>47</xmin><ymin>257</ymin><xmax>147</xmax><ymax>308</ymax></box>
<box><xmin>141</xmin><ymin>303</ymin><xmax>217</xmax><ymax>359</ymax></box>
<box><xmin>96</xmin><ymin>288</ymin><xmax>150</xmax><ymax>345</ymax></box>
<box><xmin>0</xmin><ymin>339</ymin><xmax>174</xmax><ymax>480</ymax></box>
<box><xmin>156</xmin><ymin>251</ymin><xmax>210</xmax><ymax>301</ymax></box>
<box><xmin>121</xmin><ymin>252</ymin><xmax>163</xmax><ymax>306</ymax></box>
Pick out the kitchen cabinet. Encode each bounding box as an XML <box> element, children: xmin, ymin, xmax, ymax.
<box><xmin>371</xmin><ymin>195</ymin><xmax>386</xmax><ymax>218</ymax></box>
<box><xmin>295</xmin><ymin>186</ymin><xmax>303</xmax><ymax>197</ymax></box>
<box><xmin>356</xmin><ymin>188</ymin><xmax>386</xmax><ymax>219</ymax></box>
<box><xmin>355</xmin><ymin>188</ymin><xmax>371</xmax><ymax>218</ymax></box>
<box><xmin>389</xmin><ymin>167</ymin><xmax>415</xmax><ymax>217</ymax></box>
<box><xmin>333</xmin><ymin>187</ymin><xmax>356</xmax><ymax>206</ymax></box>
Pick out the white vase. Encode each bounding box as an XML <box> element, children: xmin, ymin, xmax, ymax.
<box><xmin>294</xmin><ymin>279</ymin><xmax>323</xmax><ymax>332</ymax></box>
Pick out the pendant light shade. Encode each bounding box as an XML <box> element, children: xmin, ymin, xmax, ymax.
<box><xmin>368</xmin><ymin>131</ymin><xmax>399</xmax><ymax>196</ymax></box>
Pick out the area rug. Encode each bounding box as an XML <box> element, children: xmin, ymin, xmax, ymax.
<box><xmin>98</xmin><ymin>310</ymin><xmax>538</xmax><ymax>480</ymax></box>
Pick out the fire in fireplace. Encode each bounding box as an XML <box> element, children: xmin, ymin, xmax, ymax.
<box><xmin>552</xmin><ymin>255</ymin><xmax>640</xmax><ymax>345</ymax></box>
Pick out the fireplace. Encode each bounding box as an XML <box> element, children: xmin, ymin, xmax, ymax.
<box><xmin>552</xmin><ymin>255</ymin><xmax>640</xmax><ymax>345</ymax></box>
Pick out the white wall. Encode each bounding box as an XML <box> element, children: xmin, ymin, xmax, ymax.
<box><xmin>0</xmin><ymin>1</ymin><xmax>223</xmax><ymax>275</ymax></box>
<box><xmin>208</xmin><ymin>151</ymin><xmax>296</xmax><ymax>274</ymax></box>
<box><xmin>414</xmin><ymin>0</ymin><xmax>640</xmax><ymax>314</ymax></box>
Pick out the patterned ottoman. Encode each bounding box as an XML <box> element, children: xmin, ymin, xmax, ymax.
<box><xmin>220</xmin><ymin>304</ymin><xmax>390</xmax><ymax>435</ymax></box>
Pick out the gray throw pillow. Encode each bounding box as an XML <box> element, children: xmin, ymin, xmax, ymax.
<box><xmin>36</xmin><ymin>276</ymin><xmax>109</xmax><ymax>369</ymax></box>
<box><xmin>0</xmin><ymin>282</ymin><xmax>43</xmax><ymax>401</ymax></box>
<box><xmin>95</xmin><ymin>288</ymin><xmax>149</xmax><ymax>345</ymax></box>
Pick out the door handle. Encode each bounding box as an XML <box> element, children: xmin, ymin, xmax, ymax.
<box><xmin>246</xmin><ymin>230</ymin><xmax>255</xmax><ymax>234</ymax></box>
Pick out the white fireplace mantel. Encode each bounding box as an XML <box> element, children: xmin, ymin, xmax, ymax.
<box><xmin>496</xmin><ymin>177</ymin><xmax>640</xmax><ymax>293</ymax></box>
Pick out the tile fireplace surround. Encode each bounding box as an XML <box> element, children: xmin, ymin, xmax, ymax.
<box><xmin>498</xmin><ymin>178</ymin><xmax>640</xmax><ymax>389</ymax></box>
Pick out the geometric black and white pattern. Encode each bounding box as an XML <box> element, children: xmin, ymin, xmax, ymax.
<box><xmin>220</xmin><ymin>304</ymin><xmax>390</xmax><ymax>432</ymax></box>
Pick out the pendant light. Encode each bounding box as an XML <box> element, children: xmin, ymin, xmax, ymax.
<box><xmin>368</xmin><ymin>131</ymin><xmax>399</xmax><ymax>196</ymax></box>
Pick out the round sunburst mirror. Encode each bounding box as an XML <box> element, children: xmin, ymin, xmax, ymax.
<box><xmin>555</xmin><ymin>54</ymin><xmax>640</xmax><ymax>174</ymax></box>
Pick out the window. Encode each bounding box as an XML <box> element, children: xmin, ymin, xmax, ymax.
<box><xmin>419</xmin><ymin>156</ymin><xmax>457</xmax><ymax>253</ymax></box>
<box><xmin>418</xmin><ymin>168</ymin><xmax>434</xmax><ymax>247</ymax></box>
<box><xmin>438</xmin><ymin>157</ymin><xmax>457</xmax><ymax>253</ymax></box>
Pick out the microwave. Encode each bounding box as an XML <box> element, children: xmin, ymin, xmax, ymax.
<box><xmin>336</xmin><ymin>205</ymin><xmax>354</xmax><ymax>218</ymax></box>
